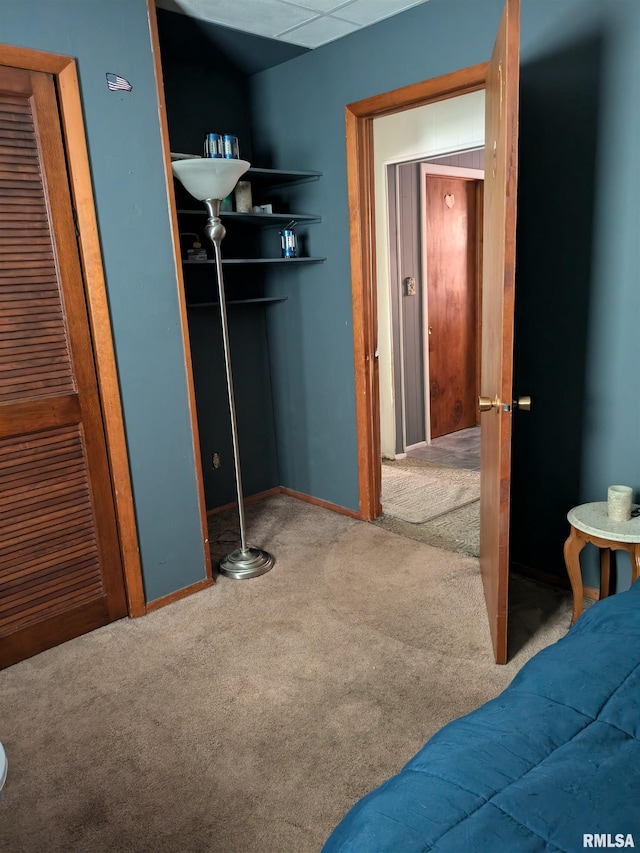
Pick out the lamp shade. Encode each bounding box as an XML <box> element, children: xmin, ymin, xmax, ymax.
<box><xmin>171</xmin><ymin>158</ymin><xmax>251</xmax><ymax>202</ymax></box>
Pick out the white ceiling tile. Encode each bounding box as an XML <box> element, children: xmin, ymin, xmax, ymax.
<box><xmin>334</xmin><ymin>0</ymin><xmax>429</xmax><ymax>27</ymax></box>
<box><xmin>277</xmin><ymin>15</ymin><xmax>360</xmax><ymax>47</ymax></box>
<box><xmin>156</xmin><ymin>0</ymin><xmax>433</xmax><ymax>48</ymax></box>
<box><xmin>282</xmin><ymin>0</ymin><xmax>356</xmax><ymax>12</ymax></box>
<box><xmin>157</xmin><ymin>0</ymin><xmax>316</xmax><ymax>39</ymax></box>
<box><xmin>155</xmin><ymin>0</ymin><xmax>189</xmax><ymax>13</ymax></box>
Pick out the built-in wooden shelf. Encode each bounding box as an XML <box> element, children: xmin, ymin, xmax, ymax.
<box><xmin>170</xmin><ymin>156</ymin><xmax>322</xmax><ymax>187</ymax></box>
<box><xmin>187</xmin><ymin>297</ymin><xmax>288</xmax><ymax>308</ymax></box>
<box><xmin>177</xmin><ymin>210</ymin><xmax>321</xmax><ymax>225</ymax></box>
<box><xmin>183</xmin><ymin>257</ymin><xmax>326</xmax><ymax>266</ymax></box>
<box><xmin>178</xmin><ymin>164</ymin><xmax>324</xmax><ymax>303</ymax></box>
<box><xmin>245</xmin><ymin>167</ymin><xmax>322</xmax><ymax>186</ymax></box>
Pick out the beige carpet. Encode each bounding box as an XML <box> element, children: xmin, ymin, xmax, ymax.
<box><xmin>376</xmin><ymin>499</ymin><xmax>480</xmax><ymax>557</ymax></box>
<box><xmin>381</xmin><ymin>460</ymin><xmax>480</xmax><ymax>523</ymax></box>
<box><xmin>0</xmin><ymin>495</ymin><xmax>576</xmax><ymax>853</ymax></box>
<box><xmin>377</xmin><ymin>459</ymin><xmax>480</xmax><ymax>556</ymax></box>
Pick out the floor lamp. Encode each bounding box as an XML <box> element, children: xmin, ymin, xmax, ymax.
<box><xmin>0</xmin><ymin>742</ymin><xmax>6</xmax><ymax>793</ymax></box>
<box><xmin>172</xmin><ymin>158</ymin><xmax>274</xmax><ymax>579</ymax></box>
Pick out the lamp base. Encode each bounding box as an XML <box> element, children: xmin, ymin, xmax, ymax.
<box><xmin>219</xmin><ymin>546</ymin><xmax>275</xmax><ymax>580</ymax></box>
<box><xmin>0</xmin><ymin>742</ymin><xmax>7</xmax><ymax>793</ymax></box>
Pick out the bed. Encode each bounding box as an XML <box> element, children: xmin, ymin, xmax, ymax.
<box><xmin>323</xmin><ymin>581</ymin><xmax>640</xmax><ymax>852</ymax></box>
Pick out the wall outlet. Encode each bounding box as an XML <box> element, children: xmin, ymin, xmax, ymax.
<box><xmin>212</xmin><ymin>453</ymin><xmax>220</xmax><ymax>469</ymax></box>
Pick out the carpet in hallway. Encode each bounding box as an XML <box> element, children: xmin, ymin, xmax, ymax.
<box><xmin>381</xmin><ymin>459</ymin><xmax>480</xmax><ymax>523</ymax></box>
<box><xmin>377</xmin><ymin>459</ymin><xmax>480</xmax><ymax>556</ymax></box>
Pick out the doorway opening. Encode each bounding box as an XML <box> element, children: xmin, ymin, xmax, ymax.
<box><xmin>378</xmin><ymin>147</ymin><xmax>485</xmax><ymax>555</ymax></box>
<box><xmin>391</xmin><ymin>156</ymin><xmax>484</xmax><ymax>452</ymax></box>
<box><xmin>347</xmin><ymin>0</ymin><xmax>520</xmax><ymax>665</ymax></box>
<box><xmin>345</xmin><ymin>62</ymin><xmax>487</xmax><ymax>521</ymax></box>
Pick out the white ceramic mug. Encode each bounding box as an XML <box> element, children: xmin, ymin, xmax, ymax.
<box><xmin>608</xmin><ymin>485</ymin><xmax>633</xmax><ymax>522</ymax></box>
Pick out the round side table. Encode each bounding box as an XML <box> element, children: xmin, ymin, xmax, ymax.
<box><xmin>564</xmin><ymin>501</ymin><xmax>640</xmax><ymax>624</ymax></box>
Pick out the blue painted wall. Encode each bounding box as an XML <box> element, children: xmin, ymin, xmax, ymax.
<box><xmin>1</xmin><ymin>0</ymin><xmax>208</xmax><ymax>601</ymax></box>
<box><xmin>5</xmin><ymin>0</ymin><xmax>637</xmax><ymax>599</ymax></box>
<box><xmin>251</xmin><ymin>0</ymin><xmax>640</xmax><ymax>586</ymax></box>
<box><xmin>249</xmin><ymin>0</ymin><xmax>503</xmax><ymax>512</ymax></box>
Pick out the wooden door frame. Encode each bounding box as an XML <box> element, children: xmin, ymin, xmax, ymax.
<box><xmin>345</xmin><ymin>63</ymin><xmax>488</xmax><ymax>519</ymax></box>
<box><xmin>0</xmin><ymin>44</ymin><xmax>146</xmax><ymax>616</ymax></box>
<box><xmin>419</xmin><ymin>164</ymin><xmax>484</xmax><ymax>445</ymax></box>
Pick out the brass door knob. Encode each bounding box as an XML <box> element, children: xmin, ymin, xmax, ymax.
<box><xmin>514</xmin><ymin>395</ymin><xmax>531</xmax><ymax>411</ymax></box>
<box><xmin>478</xmin><ymin>395</ymin><xmax>500</xmax><ymax>412</ymax></box>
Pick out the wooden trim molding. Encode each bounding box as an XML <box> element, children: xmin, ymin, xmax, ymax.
<box><xmin>206</xmin><ymin>488</ymin><xmax>282</xmax><ymax>517</ymax></box>
<box><xmin>0</xmin><ymin>43</ymin><xmax>146</xmax><ymax>616</ymax></box>
<box><xmin>475</xmin><ymin>181</ymin><xmax>484</xmax><ymax>423</ymax></box>
<box><xmin>146</xmin><ymin>0</ymin><xmax>213</xmax><ymax>582</ymax></box>
<box><xmin>145</xmin><ymin>578</ymin><xmax>214</xmax><ymax>614</ymax></box>
<box><xmin>345</xmin><ymin>63</ymin><xmax>488</xmax><ymax>520</ymax></box>
<box><xmin>57</xmin><ymin>61</ymin><xmax>146</xmax><ymax>617</ymax></box>
<box><xmin>279</xmin><ymin>487</ymin><xmax>362</xmax><ymax>520</ymax></box>
<box><xmin>207</xmin><ymin>486</ymin><xmax>361</xmax><ymax>521</ymax></box>
<box><xmin>347</xmin><ymin>63</ymin><xmax>488</xmax><ymax>119</ymax></box>
<box><xmin>419</xmin><ymin>163</ymin><xmax>484</xmax><ymax>181</ymax></box>
<box><xmin>0</xmin><ymin>44</ymin><xmax>70</xmax><ymax>75</ymax></box>
<box><xmin>345</xmin><ymin>107</ymin><xmax>379</xmax><ymax>520</ymax></box>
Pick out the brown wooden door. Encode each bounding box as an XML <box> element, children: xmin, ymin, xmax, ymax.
<box><xmin>0</xmin><ymin>65</ymin><xmax>128</xmax><ymax>669</ymax></box>
<box><xmin>426</xmin><ymin>174</ymin><xmax>478</xmax><ymax>439</ymax></box>
<box><xmin>479</xmin><ymin>0</ymin><xmax>520</xmax><ymax>664</ymax></box>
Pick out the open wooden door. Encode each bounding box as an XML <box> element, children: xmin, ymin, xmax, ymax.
<box><xmin>479</xmin><ymin>0</ymin><xmax>520</xmax><ymax>664</ymax></box>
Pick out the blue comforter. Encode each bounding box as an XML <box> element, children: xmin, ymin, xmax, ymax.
<box><xmin>323</xmin><ymin>582</ymin><xmax>640</xmax><ymax>852</ymax></box>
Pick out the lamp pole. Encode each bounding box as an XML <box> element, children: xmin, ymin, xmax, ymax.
<box><xmin>202</xmin><ymin>198</ymin><xmax>274</xmax><ymax>579</ymax></box>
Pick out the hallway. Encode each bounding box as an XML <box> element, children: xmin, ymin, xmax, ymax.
<box><xmin>407</xmin><ymin>426</ymin><xmax>480</xmax><ymax>471</ymax></box>
<box><xmin>377</xmin><ymin>427</ymin><xmax>481</xmax><ymax>557</ymax></box>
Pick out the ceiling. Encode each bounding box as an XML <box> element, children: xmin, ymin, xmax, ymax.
<box><xmin>155</xmin><ymin>0</ymin><xmax>432</xmax><ymax>49</ymax></box>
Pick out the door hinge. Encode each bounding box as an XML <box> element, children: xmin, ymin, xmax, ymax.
<box><xmin>72</xmin><ymin>207</ymin><xmax>80</xmax><ymax>238</ymax></box>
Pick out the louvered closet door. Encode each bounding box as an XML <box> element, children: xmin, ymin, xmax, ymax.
<box><xmin>0</xmin><ymin>65</ymin><xmax>127</xmax><ymax>668</ymax></box>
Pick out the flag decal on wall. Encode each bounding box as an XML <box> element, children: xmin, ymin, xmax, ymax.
<box><xmin>106</xmin><ymin>73</ymin><xmax>133</xmax><ymax>92</ymax></box>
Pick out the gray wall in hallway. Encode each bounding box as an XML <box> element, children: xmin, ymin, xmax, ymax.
<box><xmin>386</xmin><ymin>167</ymin><xmax>404</xmax><ymax>458</ymax></box>
<box><xmin>1</xmin><ymin>0</ymin><xmax>208</xmax><ymax>602</ymax></box>
<box><xmin>397</xmin><ymin>162</ymin><xmax>425</xmax><ymax>450</ymax></box>
<box><xmin>251</xmin><ymin>0</ymin><xmax>640</xmax><ymax>587</ymax></box>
